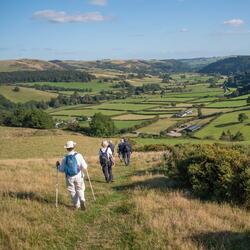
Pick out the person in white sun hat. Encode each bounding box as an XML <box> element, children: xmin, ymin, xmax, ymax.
<box><xmin>56</xmin><ymin>140</ymin><xmax>88</xmax><ymax>210</ymax></box>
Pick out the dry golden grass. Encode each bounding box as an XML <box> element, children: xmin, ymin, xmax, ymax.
<box><xmin>0</xmin><ymin>127</ymin><xmax>249</xmax><ymax>250</ymax></box>
<box><xmin>130</xmin><ymin>175</ymin><xmax>250</xmax><ymax>249</ymax></box>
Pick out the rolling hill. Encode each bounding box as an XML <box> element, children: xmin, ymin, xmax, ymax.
<box><xmin>199</xmin><ymin>56</ymin><xmax>250</xmax><ymax>75</ymax></box>
<box><xmin>0</xmin><ymin>59</ymin><xmax>65</xmax><ymax>72</ymax></box>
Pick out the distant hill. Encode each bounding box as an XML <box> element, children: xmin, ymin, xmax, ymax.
<box><xmin>179</xmin><ymin>57</ymin><xmax>226</xmax><ymax>70</ymax></box>
<box><xmin>52</xmin><ymin>59</ymin><xmax>191</xmax><ymax>75</ymax></box>
<box><xmin>0</xmin><ymin>59</ymin><xmax>65</xmax><ymax>72</ymax></box>
<box><xmin>199</xmin><ymin>56</ymin><xmax>250</xmax><ymax>75</ymax></box>
<box><xmin>0</xmin><ymin>59</ymin><xmax>191</xmax><ymax>75</ymax></box>
<box><xmin>1</xmin><ymin>56</ymin><xmax>249</xmax><ymax>75</ymax></box>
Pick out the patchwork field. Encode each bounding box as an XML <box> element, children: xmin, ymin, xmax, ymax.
<box><xmin>137</xmin><ymin>118</ymin><xmax>178</xmax><ymax>134</ymax></box>
<box><xmin>1</xmin><ymin>72</ymin><xmax>249</xmax><ymax>145</ymax></box>
<box><xmin>22</xmin><ymin>80</ymin><xmax>114</xmax><ymax>93</ymax></box>
<box><xmin>50</xmin><ymin>109</ymin><xmax>125</xmax><ymax>117</ymax></box>
<box><xmin>196</xmin><ymin>110</ymin><xmax>250</xmax><ymax>141</ymax></box>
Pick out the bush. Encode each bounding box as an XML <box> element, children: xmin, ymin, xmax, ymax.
<box><xmin>89</xmin><ymin>113</ymin><xmax>116</xmax><ymax>137</ymax></box>
<box><xmin>220</xmin><ymin>130</ymin><xmax>245</xmax><ymax>141</ymax></box>
<box><xmin>3</xmin><ymin>108</ymin><xmax>54</xmax><ymax>129</ymax></box>
<box><xmin>163</xmin><ymin>144</ymin><xmax>250</xmax><ymax>206</ymax></box>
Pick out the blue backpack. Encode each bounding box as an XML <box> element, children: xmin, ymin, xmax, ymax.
<box><xmin>65</xmin><ymin>153</ymin><xmax>80</xmax><ymax>177</ymax></box>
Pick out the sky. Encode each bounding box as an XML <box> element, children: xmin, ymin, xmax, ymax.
<box><xmin>0</xmin><ymin>0</ymin><xmax>250</xmax><ymax>60</ymax></box>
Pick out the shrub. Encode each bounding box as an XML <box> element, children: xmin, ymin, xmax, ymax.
<box><xmin>89</xmin><ymin>113</ymin><xmax>117</xmax><ymax>137</ymax></box>
<box><xmin>3</xmin><ymin>108</ymin><xmax>54</xmax><ymax>129</ymax></box>
<box><xmin>163</xmin><ymin>144</ymin><xmax>250</xmax><ymax>206</ymax></box>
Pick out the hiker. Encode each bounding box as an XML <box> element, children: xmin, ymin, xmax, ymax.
<box><xmin>99</xmin><ymin>140</ymin><xmax>114</xmax><ymax>183</ymax></box>
<box><xmin>56</xmin><ymin>140</ymin><xmax>87</xmax><ymax>210</ymax></box>
<box><xmin>108</xmin><ymin>140</ymin><xmax>115</xmax><ymax>156</ymax></box>
<box><xmin>122</xmin><ymin>139</ymin><xmax>132</xmax><ymax>166</ymax></box>
<box><xmin>117</xmin><ymin>139</ymin><xmax>124</xmax><ymax>162</ymax></box>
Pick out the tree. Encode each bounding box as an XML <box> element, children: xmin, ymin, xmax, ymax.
<box><xmin>238</xmin><ymin>113</ymin><xmax>248</xmax><ymax>123</ymax></box>
<box><xmin>89</xmin><ymin>113</ymin><xmax>116</xmax><ymax>137</ymax></box>
<box><xmin>3</xmin><ymin>108</ymin><xmax>54</xmax><ymax>129</ymax></box>
<box><xmin>247</xmin><ymin>96</ymin><xmax>250</xmax><ymax>105</ymax></box>
<box><xmin>162</xmin><ymin>74</ymin><xmax>171</xmax><ymax>83</ymax></box>
<box><xmin>197</xmin><ymin>107</ymin><xmax>203</xmax><ymax>118</ymax></box>
<box><xmin>233</xmin><ymin>131</ymin><xmax>245</xmax><ymax>141</ymax></box>
<box><xmin>12</xmin><ymin>86</ymin><xmax>20</xmax><ymax>92</ymax></box>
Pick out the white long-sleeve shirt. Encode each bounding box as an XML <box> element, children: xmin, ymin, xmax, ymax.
<box><xmin>59</xmin><ymin>150</ymin><xmax>87</xmax><ymax>177</ymax></box>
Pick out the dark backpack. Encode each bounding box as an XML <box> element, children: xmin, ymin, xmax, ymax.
<box><xmin>65</xmin><ymin>153</ymin><xmax>80</xmax><ymax>177</ymax></box>
<box><xmin>123</xmin><ymin>143</ymin><xmax>130</xmax><ymax>153</ymax></box>
<box><xmin>99</xmin><ymin>148</ymin><xmax>110</xmax><ymax>167</ymax></box>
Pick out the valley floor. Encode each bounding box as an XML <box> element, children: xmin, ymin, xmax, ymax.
<box><xmin>1</xmin><ymin>150</ymin><xmax>249</xmax><ymax>250</ymax></box>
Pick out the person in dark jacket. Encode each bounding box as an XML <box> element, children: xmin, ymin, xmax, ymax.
<box><xmin>122</xmin><ymin>139</ymin><xmax>132</xmax><ymax>166</ymax></box>
<box><xmin>117</xmin><ymin>139</ymin><xmax>124</xmax><ymax>162</ymax></box>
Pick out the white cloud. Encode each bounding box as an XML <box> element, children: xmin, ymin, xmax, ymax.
<box><xmin>180</xmin><ymin>28</ymin><xmax>188</xmax><ymax>32</ymax></box>
<box><xmin>223</xmin><ymin>19</ymin><xmax>245</xmax><ymax>27</ymax></box>
<box><xmin>89</xmin><ymin>0</ymin><xmax>107</xmax><ymax>6</ymax></box>
<box><xmin>32</xmin><ymin>10</ymin><xmax>110</xmax><ymax>23</ymax></box>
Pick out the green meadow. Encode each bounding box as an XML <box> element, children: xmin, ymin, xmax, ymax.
<box><xmin>0</xmin><ymin>85</ymin><xmax>57</xmax><ymax>103</ymax></box>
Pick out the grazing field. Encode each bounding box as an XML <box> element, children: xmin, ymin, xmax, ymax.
<box><xmin>1</xmin><ymin>127</ymin><xmax>249</xmax><ymax>249</ymax></box>
<box><xmin>113</xmin><ymin>114</ymin><xmax>156</xmax><ymax>120</ymax></box>
<box><xmin>0</xmin><ymin>85</ymin><xmax>57</xmax><ymax>103</ymax></box>
<box><xmin>114</xmin><ymin>120</ymin><xmax>144</xmax><ymax>129</ymax></box>
<box><xmin>196</xmin><ymin>110</ymin><xmax>250</xmax><ymax>141</ymax></box>
<box><xmin>50</xmin><ymin>108</ymin><xmax>125</xmax><ymax>117</ymax></box>
<box><xmin>207</xmin><ymin>99</ymin><xmax>247</xmax><ymax>108</ymax></box>
<box><xmin>86</xmin><ymin>103</ymin><xmax>159</xmax><ymax>111</ymax></box>
<box><xmin>137</xmin><ymin>118</ymin><xmax>178</xmax><ymax>134</ymax></box>
<box><xmin>22</xmin><ymin>80</ymin><xmax>114</xmax><ymax>93</ymax></box>
<box><xmin>127</xmin><ymin>76</ymin><xmax>162</xmax><ymax>86</ymax></box>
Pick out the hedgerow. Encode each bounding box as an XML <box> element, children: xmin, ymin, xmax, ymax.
<box><xmin>163</xmin><ymin>144</ymin><xmax>250</xmax><ymax>206</ymax></box>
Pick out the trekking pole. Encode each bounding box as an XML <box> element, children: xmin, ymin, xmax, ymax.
<box><xmin>86</xmin><ymin>168</ymin><xmax>96</xmax><ymax>201</ymax></box>
<box><xmin>55</xmin><ymin>164</ymin><xmax>59</xmax><ymax>208</ymax></box>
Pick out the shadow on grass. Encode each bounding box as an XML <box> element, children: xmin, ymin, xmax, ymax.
<box><xmin>215</xmin><ymin>122</ymin><xmax>239</xmax><ymax>128</ymax></box>
<box><xmin>114</xmin><ymin>176</ymin><xmax>177</xmax><ymax>192</ymax></box>
<box><xmin>135</xmin><ymin>168</ymin><xmax>167</xmax><ymax>176</ymax></box>
<box><xmin>2</xmin><ymin>191</ymin><xmax>71</xmax><ymax>208</ymax></box>
<box><xmin>191</xmin><ymin>230</ymin><xmax>250</xmax><ymax>250</ymax></box>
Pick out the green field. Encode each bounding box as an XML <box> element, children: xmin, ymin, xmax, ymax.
<box><xmin>51</xmin><ymin>109</ymin><xmax>125</xmax><ymax>117</ymax></box>
<box><xmin>113</xmin><ymin>114</ymin><xmax>156</xmax><ymax>120</ymax></box>
<box><xmin>22</xmin><ymin>80</ymin><xmax>114</xmax><ymax>93</ymax></box>
<box><xmin>207</xmin><ymin>99</ymin><xmax>247</xmax><ymax>108</ymax></box>
<box><xmin>137</xmin><ymin>118</ymin><xmax>178</xmax><ymax>134</ymax></box>
<box><xmin>0</xmin><ymin>85</ymin><xmax>57</xmax><ymax>103</ymax></box>
<box><xmin>86</xmin><ymin>103</ymin><xmax>159</xmax><ymax>111</ymax></box>
<box><xmin>114</xmin><ymin>120</ymin><xmax>143</xmax><ymax>129</ymax></box>
<box><xmin>196</xmin><ymin>110</ymin><xmax>250</xmax><ymax>141</ymax></box>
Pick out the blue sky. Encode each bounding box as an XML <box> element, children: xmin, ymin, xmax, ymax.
<box><xmin>1</xmin><ymin>0</ymin><xmax>250</xmax><ymax>60</ymax></box>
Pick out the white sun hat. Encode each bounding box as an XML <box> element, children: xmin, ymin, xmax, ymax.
<box><xmin>64</xmin><ymin>141</ymin><xmax>76</xmax><ymax>149</ymax></box>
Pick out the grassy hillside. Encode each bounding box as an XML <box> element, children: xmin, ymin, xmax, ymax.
<box><xmin>0</xmin><ymin>85</ymin><xmax>57</xmax><ymax>103</ymax></box>
<box><xmin>199</xmin><ymin>56</ymin><xmax>250</xmax><ymax>75</ymax></box>
<box><xmin>0</xmin><ymin>127</ymin><xmax>249</xmax><ymax>249</ymax></box>
<box><xmin>0</xmin><ymin>59</ymin><xmax>64</xmax><ymax>72</ymax></box>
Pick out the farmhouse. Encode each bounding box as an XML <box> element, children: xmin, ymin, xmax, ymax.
<box><xmin>175</xmin><ymin>109</ymin><xmax>193</xmax><ymax>118</ymax></box>
<box><xmin>184</xmin><ymin>125</ymin><xmax>201</xmax><ymax>132</ymax></box>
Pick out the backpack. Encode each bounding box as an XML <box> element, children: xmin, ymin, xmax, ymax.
<box><xmin>99</xmin><ymin>148</ymin><xmax>110</xmax><ymax>167</ymax></box>
<box><xmin>65</xmin><ymin>153</ymin><xmax>80</xmax><ymax>177</ymax></box>
<box><xmin>123</xmin><ymin>143</ymin><xmax>130</xmax><ymax>153</ymax></box>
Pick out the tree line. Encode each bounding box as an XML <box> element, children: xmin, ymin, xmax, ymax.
<box><xmin>0</xmin><ymin>70</ymin><xmax>95</xmax><ymax>83</ymax></box>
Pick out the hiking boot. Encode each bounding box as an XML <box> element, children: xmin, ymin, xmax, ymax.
<box><xmin>80</xmin><ymin>200</ymin><xmax>86</xmax><ymax>211</ymax></box>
